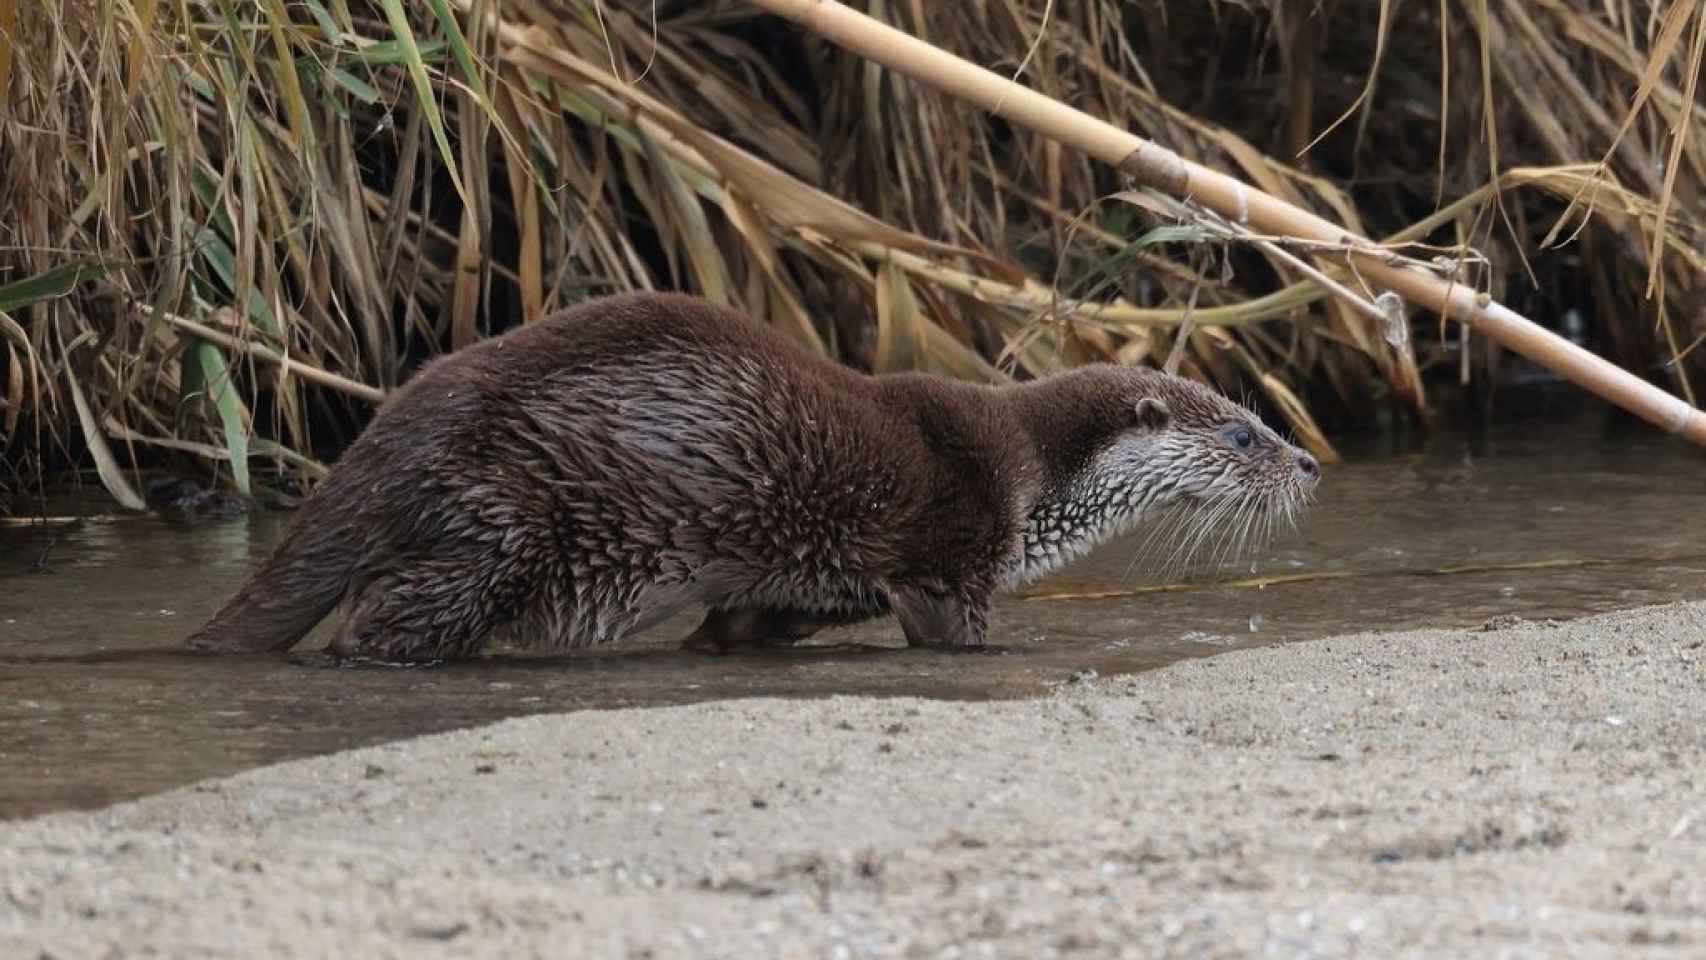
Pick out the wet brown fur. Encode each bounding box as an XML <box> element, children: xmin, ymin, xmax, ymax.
<box><xmin>185</xmin><ymin>291</ymin><xmax>1318</xmax><ymax>661</ymax></box>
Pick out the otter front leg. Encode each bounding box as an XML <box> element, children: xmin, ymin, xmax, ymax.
<box><xmin>888</xmin><ymin>586</ymin><xmax>989</xmax><ymax>649</ymax></box>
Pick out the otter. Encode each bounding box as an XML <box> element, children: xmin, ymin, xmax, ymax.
<box><xmin>185</xmin><ymin>291</ymin><xmax>1318</xmax><ymax>661</ymax></box>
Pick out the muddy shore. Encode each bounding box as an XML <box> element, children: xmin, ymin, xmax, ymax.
<box><xmin>3</xmin><ymin>600</ymin><xmax>1704</xmax><ymax>958</ymax></box>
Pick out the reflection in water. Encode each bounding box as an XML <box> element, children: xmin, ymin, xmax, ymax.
<box><xmin>3</xmin><ymin>411</ymin><xmax>1704</xmax><ymax>819</ymax></box>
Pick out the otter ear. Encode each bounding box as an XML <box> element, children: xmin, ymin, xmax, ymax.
<box><xmin>1133</xmin><ymin>397</ymin><xmax>1171</xmax><ymax>431</ymax></box>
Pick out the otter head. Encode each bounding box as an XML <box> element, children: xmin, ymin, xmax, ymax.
<box><xmin>1012</xmin><ymin>365</ymin><xmax>1319</xmax><ymax>584</ymax></box>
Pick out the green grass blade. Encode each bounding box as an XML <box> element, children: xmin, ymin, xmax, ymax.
<box><xmin>179</xmin><ymin>334</ymin><xmax>208</xmax><ymax>412</ymax></box>
<box><xmin>190</xmin><ymin>338</ymin><xmax>251</xmax><ymax>495</ymax></box>
<box><xmin>343</xmin><ymin>39</ymin><xmax>447</xmax><ymax>65</ymax></box>
<box><xmin>185</xmin><ymin>70</ymin><xmax>216</xmax><ymax>101</ymax></box>
<box><xmin>0</xmin><ymin>262</ymin><xmax>111</xmax><ymax>313</ymax></box>
<box><xmin>1133</xmin><ymin>225</ymin><xmax>1215</xmax><ymax>247</ymax></box>
<box><xmin>301</xmin><ymin>0</ymin><xmax>341</xmax><ymax>44</ymax></box>
<box><xmin>328</xmin><ymin>66</ymin><xmax>380</xmax><ymax>103</ymax></box>
<box><xmin>423</xmin><ymin>0</ymin><xmax>487</xmax><ymax>101</ymax></box>
<box><xmin>376</xmin><ymin>0</ymin><xmax>469</xmax><ymax>210</ymax></box>
<box><xmin>191</xmin><ymin>163</ymin><xmax>237</xmax><ymax>239</ymax></box>
<box><xmin>63</xmin><ymin>347</ymin><xmax>146</xmax><ymax>511</ymax></box>
<box><xmin>194</xmin><ymin>228</ymin><xmax>278</xmax><ymax>334</ymax></box>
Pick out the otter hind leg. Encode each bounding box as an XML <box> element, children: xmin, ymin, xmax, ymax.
<box><xmin>681</xmin><ymin>607</ymin><xmax>781</xmax><ymax>655</ymax></box>
<box><xmin>681</xmin><ymin>605</ymin><xmax>882</xmax><ymax>654</ymax></box>
<box><xmin>328</xmin><ymin>562</ymin><xmax>531</xmax><ymax>663</ymax></box>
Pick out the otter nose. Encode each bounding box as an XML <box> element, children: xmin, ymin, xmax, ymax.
<box><xmin>1295</xmin><ymin>452</ymin><xmax>1320</xmax><ymax>483</ymax></box>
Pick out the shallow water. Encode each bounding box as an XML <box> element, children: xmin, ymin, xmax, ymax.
<box><xmin>4</xmin><ymin>409</ymin><xmax>1704</xmax><ymax>819</ymax></box>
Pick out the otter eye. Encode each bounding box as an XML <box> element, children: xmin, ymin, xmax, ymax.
<box><xmin>1219</xmin><ymin>424</ymin><xmax>1256</xmax><ymax>450</ymax></box>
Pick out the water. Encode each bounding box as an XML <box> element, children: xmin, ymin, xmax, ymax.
<box><xmin>3</xmin><ymin>411</ymin><xmax>1704</xmax><ymax>819</ymax></box>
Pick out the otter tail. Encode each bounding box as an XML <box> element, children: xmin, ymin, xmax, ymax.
<box><xmin>185</xmin><ymin>518</ymin><xmax>356</xmax><ymax>654</ymax></box>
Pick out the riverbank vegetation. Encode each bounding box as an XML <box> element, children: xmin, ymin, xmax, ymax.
<box><xmin>2</xmin><ymin>1</ymin><xmax>1703</xmax><ymax>506</ymax></box>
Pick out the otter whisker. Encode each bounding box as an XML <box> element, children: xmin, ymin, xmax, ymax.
<box><xmin>1193</xmin><ymin>496</ymin><xmax>1249</xmax><ymax>573</ymax></box>
<box><xmin>1224</xmin><ymin>487</ymin><xmax>1277</xmax><ymax>570</ymax></box>
<box><xmin>1156</xmin><ymin>500</ymin><xmax>1218</xmax><ymax>576</ymax></box>
<box><xmin>1225</xmin><ymin>491</ymin><xmax>1262</xmax><ymax>566</ymax></box>
<box><xmin>1259</xmin><ymin>503</ymin><xmax>1279</xmax><ymax>560</ymax></box>
<box><xmin>1110</xmin><ymin>454</ymin><xmax>1309</xmax><ymax>590</ymax></box>
<box><xmin>1121</xmin><ymin>503</ymin><xmax>1198</xmax><ymax>583</ymax></box>
<box><xmin>1165</xmin><ymin>490</ymin><xmax>1244</xmax><ymax>577</ymax></box>
<box><xmin>1119</xmin><ymin>509</ymin><xmax>1177</xmax><ymax>582</ymax></box>
<box><xmin>1131</xmin><ymin>488</ymin><xmax>1213</xmax><ymax>574</ymax></box>
<box><xmin>1199</xmin><ymin>502</ymin><xmax>1241</xmax><ymax>574</ymax></box>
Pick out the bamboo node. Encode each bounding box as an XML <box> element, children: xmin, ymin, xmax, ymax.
<box><xmin>1376</xmin><ymin>292</ymin><xmax>1408</xmax><ymax>349</ymax></box>
<box><xmin>1118</xmin><ymin>142</ymin><xmax>1188</xmax><ymax>195</ymax></box>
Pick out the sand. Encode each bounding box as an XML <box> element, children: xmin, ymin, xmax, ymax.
<box><xmin>4</xmin><ymin>600</ymin><xmax>1705</xmax><ymax>958</ymax></box>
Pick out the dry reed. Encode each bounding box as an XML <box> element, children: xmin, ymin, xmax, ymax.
<box><xmin>1</xmin><ymin>0</ymin><xmax>1702</xmax><ymax>505</ymax></box>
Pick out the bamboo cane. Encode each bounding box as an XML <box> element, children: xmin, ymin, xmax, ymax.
<box><xmin>744</xmin><ymin>0</ymin><xmax>1706</xmax><ymax>447</ymax></box>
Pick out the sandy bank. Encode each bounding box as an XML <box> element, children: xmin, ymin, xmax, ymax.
<box><xmin>4</xmin><ymin>601</ymin><xmax>1705</xmax><ymax>958</ymax></box>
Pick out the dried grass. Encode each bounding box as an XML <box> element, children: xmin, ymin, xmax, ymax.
<box><xmin>1</xmin><ymin>0</ymin><xmax>1702</xmax><ymax>504</ymax></box>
